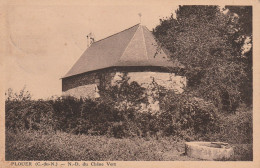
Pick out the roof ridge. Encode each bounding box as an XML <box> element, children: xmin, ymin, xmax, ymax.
<box><xmin>92</xmin><ymin>23</ymin><xmax>140</xmax><ymax>44</ymax></box>
<box><xmin>142</xmin><ymin>25</ymin><xmax>152</xmax><ymax>32</ymax></box>
<box><xmin>119</xmin><ymin>24</ymin><xmax>142</xmax><ymax>61</ymax></box>
<box><xmin>142</xmin><ymin>26</ymin><xmax>170</xmax><ymax>60</ymax></box>
<box><xmin>140</xmin><ymin>26</ymin><xmax>148</xmax><ymax>60</ymax></box>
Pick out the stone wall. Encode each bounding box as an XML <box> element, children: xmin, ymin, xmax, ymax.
<box><xmin>62</xmin><ymin>84</ymin><xmax>100</xmax><ymax>99</ymax></box>
<box><xmin>62</xmin><ymin>72</ymin><xmax>100</xmax><ymax>92</ymax></box>
<box><xmin>62</xmin><ymin>67</ymin><xmax>186</xmax><ymax>99</ymax></box>
<box><xmin>111</xmin><ymin>72</ymin><xmax>186</xmax><ymax>112</ymax></box>
<box><xmin>113</xmin><ymin>72</ymin><xmax>186</xmax><ymax>94</ymax></box>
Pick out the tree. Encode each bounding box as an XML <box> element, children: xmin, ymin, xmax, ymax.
<box><xmin>225</xmin><ymin>6</ymin><xmax>252</xmax><ymax>105</ymax></box>
<box><xmin>153</xmin><ymin>5</ymin><xmax>252</xmax><ymax>112</ymax></box>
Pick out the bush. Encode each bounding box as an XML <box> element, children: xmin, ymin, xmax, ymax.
<box><xmin>6</xmin><ymin>99</ymin><xmax>53</xmax><ymax>132</ymax></box>
<box><xmin>6</xmin><ymin>84</ymin><xmax>251</xmax><ymax>143</ymax></box>
<box><xmin>48</xmin><ymin>96</ymin><xmax>84</xmax><ymax>133</ymax></box>
<box><xmin>155</xmin><ymin>89</ymin><xmax>219</xmax><ymax>140</ymax></box>
<box><xmin>49</xmin><ymin>96</ymin><xmax>125</xmax><ymax>135</ymax></box>
<box><xmin>5</xmin><ymin>83</ymin><xmax>220</xmax><ymax>140</ymax></box>
<box><xmin>207</xmin><ymin>106</ymin><xmax>253</xmax><ymax>144</ymax></box>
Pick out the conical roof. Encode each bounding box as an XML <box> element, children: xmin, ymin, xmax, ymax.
<box><xmin>63</xmin><ymin>24</ymin><xmax>182</xmax><ymax>78</ymax></box>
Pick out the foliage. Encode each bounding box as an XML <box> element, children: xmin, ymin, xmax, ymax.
<box><xmin>98</xmin><ymin>73</ymin><xmax>148</xmax><ymax>111</ymax></box>
<box><xmin>5</xmin><ymin>87</ymin><xmax>31</xmax><ymax>101</ymax></box>
<box><xmin>5</xmin><ymin>88</ymin><xmax>53</xmax><ymax>132</ymax></box>
<box><xmin>157</xmin><ymin>91</ymin><xmax>219</xmax><ymax>140</ymax></box>
<box><xmin>5</xmin><ymin>82</ymin><xmax>220</xmax><ymax>140</ymax></box>
<box><xmin>49</xmin><ymin>96</ymin><xmax>126</xmax><ymax>135</ymax></box>
<box><xmin>225</xmin><ymin>6</ymin><xmax>253</xmax><ymax>106</ymax></box>
<box><xmin>5</xmin><ymin>83</ymin><xmax>252</xmax><ymax>161</ymax></box>
<box><xmin>153</xmin><ymin>5</ymin><xmax>252</xmax><ymax>112</ymax></box>
<box><xmin>6</xmin><ymin>86</ymin><xmax>252</xmax><ymax>143</ymax></box>
<box><xmin>207</xmin><ymin>106</ymin><xmax>253</xmax><ymax>144</ymax></box>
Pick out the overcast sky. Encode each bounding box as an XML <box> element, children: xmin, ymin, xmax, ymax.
<box><xmin>5</xmin><ymin>0</ymin><xmax>178</xmax><ymax>99</ymax></box>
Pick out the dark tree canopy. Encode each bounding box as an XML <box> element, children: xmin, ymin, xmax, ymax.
<box><xmin>153</xmin><ymin>5</ymin><xmax>252</xmax><ymax>112</ymax></box>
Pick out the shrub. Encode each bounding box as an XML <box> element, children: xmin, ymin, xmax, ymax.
<box><xmin>107</xmin><ymin>121</ymin><xmax>127</xmax><ymax>138</ymax></box>
<box><xmin>6</xmin><ymin>84</ymin><xmax>250</xmax><ymax>143</ymax></box>
<box><xmin>6</xmin><ymin>99</ymin><xmax>53</xmax><ymax>132</ymax></box>
<box><xmin>49</xmin><ymin>96</ymin><xmax>84</xmax><ymax>132</ymax></box>
<box><xmin>157</xmin><ymin>89</ymin><xmax>219</xmax><ymax>139</ymax></box>
<box><xmin>49</xmin><ymin>96</ymin><xmax>125</xmax><ymax>135</ymax></box>
<box><xmin>98</xmin><ymin>73</ymin><xmax>148</xmax><ymax>112</ymax></box>
<box><xmin>207</xmin><ymin>106</ymin><xmax>253</xmax><ymax>144</ymax></box>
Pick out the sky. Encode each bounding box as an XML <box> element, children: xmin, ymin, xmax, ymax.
<box><xmin>5</xmin><ymin>0</ymin><xmax>178</xmax><ymax>99</ymax></box>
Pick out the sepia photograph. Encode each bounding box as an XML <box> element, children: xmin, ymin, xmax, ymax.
<box><xmin>1</xmin><ymin>0</ymin><xmax>259</xmax><ymax>167</ymax></box>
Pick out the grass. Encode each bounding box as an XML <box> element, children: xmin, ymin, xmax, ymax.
<box><xmin>6</xmin><ymin>130</ymin><xmax>252</xmax><ymax>161</ymax></box>
<box><xmin>6</xmin><ymin>130</ymin><xmax>199</xmax><ymax>161</ymax></box>
<box><xmin>231</xmin><ymin>144</ymin><xmax>253</xmax><ymax>161</ymax></box>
